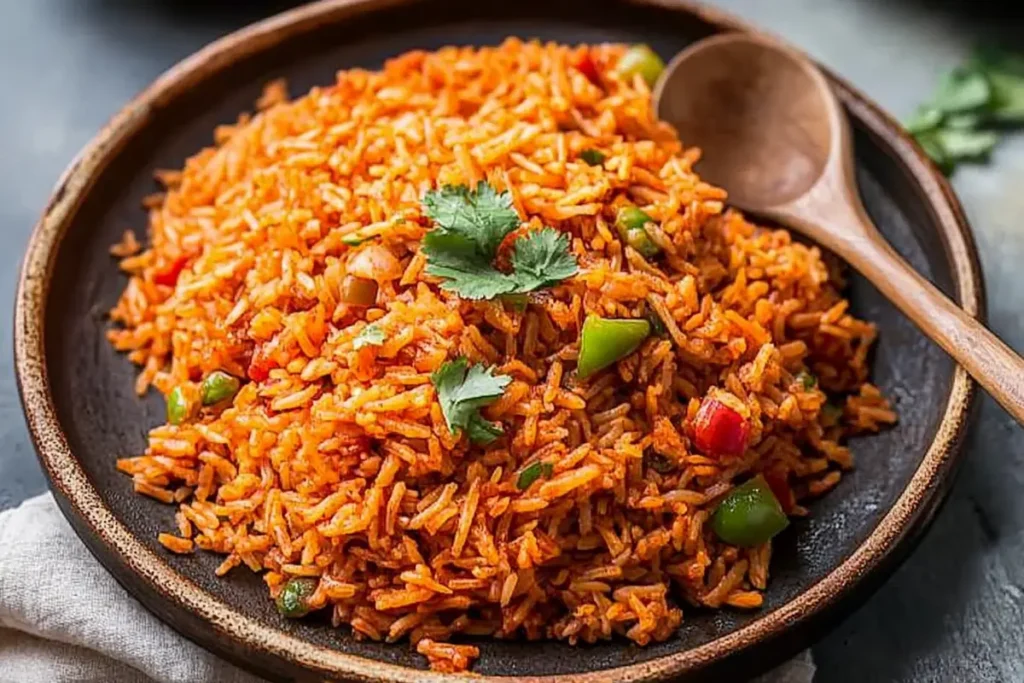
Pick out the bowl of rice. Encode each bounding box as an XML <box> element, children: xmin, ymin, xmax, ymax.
<box><xmin>15</xmin><ymin>0</ymin><xmax>980</xmax><ymax>680</ymax></box>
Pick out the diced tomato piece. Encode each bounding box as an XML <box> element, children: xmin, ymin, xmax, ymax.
<box><xmin>154</xmin><ymin>256</ymin><xmax>189</xmax><ymax>287</ymax></box>
<box><xmin>692</xmin><ymin>397</ymin><xmax>750</xmax><ymax>458</ymax></box>
<box><xmin>763</xmin><ymin>467</ymin><xmax>796</xmax><ymax>513</ymax></box>
<box><xmin>247</xmin><ymin>346</ymin><xmax>277</xmax><ymax>382</ymax></box>
<box><xmin>575</xmin><ymin>52</ymin><xmax>601</xmax><ymax>86</ymax></box>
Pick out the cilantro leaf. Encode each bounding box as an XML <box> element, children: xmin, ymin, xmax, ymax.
<box><xmin>945</xmin><ymin>112</ymin><xmax>983</xmax><ymax>129</ymax></box>
<box><xmin>422</xmin><ymin>183</ymin><xmax>520</xmax><ymax>258</ymax></box>
<box><xmin>915</xmin><ymin>131</ymin><xmax>954</xmax><ymax>175</ymax></box>
<box><xmin>431</xmin><ymin>357</ymin><xmax>511</xmax><ymax>443</ymax></box>
<box><xmin>933</xmin><ymin>68</ymin><xmax>991</xmax><ymax>114</ymax></box>
<box><xmin>425</xmin><ymin>262</ymin><xmax>518</xmax><ymax>300</ymax></box>
<box><xmin>972</xmin><ymin>46</ymin><xmax>1024</xmax><ymax>76</ymax></box>
<box><xmin>510</xmin><ymin>228</ymin><xmax>579</xmax><ymax>293</ymax></box>
<box><xmin>908</xmin><ymin>49</ymin><xmax>1024</xmax><ymax>175</ymax></box>
<box><xmin>934</xmin><ymin>128</ymin><xmax>998</xmax><ymax>160</ymax></box>
<box><xmin>904</xmin><ymin>106</ymin><xmax>942</xmax><ymax>135</ymax></box>
<box><xmin>516</xmin><ymin>461</ymin><xmax>554</xmax><ymax>489</ymax></box>
<box><xmin>988</xmin><ymin>73</ymin><xmax>1024</xmax><ymax>122</ymax></box>
<box><xmin>579</xmin><ymin>149</ymin><xmax>606</xmax><ymax>166</ymax></box>
<box><xmin>969</xmin><ymin>47</ymin><xmax>1024</xmax><ymax>123</ymax></box>
<box><xmin>467</xmin><ymin>413</ymin><xmax>504</xmax><ymax>445</ymax></box>
<box><xmin>353</xmin><ymin>323</ymin><xmax>385</xmax><ymax>349</ymax></box>
<box><xmin>917</xmin><ymin>127</ymin><xmax>997</xmax><ymax>173</ymax></box>
<box><xmin>422</xmin><ymin>232</ymin><xmax>519</xmax><ymax>300</ymax></box>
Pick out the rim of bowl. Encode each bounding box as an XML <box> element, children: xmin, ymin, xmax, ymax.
<box><xmin>13</xmin><ymin>0</ymin><xmax>983</xmax><ymax>681</ymax></box>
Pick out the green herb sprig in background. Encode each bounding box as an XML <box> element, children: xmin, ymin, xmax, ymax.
<box><xmin>907</xmin><ymin>47</ymin><xmax>1024</xmax><ymax>175</ymax></box>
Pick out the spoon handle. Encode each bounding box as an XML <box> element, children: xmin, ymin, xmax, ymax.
<box><xmin>824</xmin><ymin>211</ymin><xmax>1024</xmax><ymax>423</ymax></box>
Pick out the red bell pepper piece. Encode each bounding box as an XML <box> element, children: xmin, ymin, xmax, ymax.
<box><xmin>247</xmin><ymin>345</ymin><xmax>278</xmax><ymax>382</ymax></box>
<box><xmin>763</xmin><ymin>467</ymin><xmax>796</xmax><ymax>514</ymax></box>
<box><xmin>693</xmin><ymin>397</ymin><xmax>750</xmax><ymax>458</ymax></box>
<box><xmin>154</xmin><ymin>256</ymin><xmax>189</xmax><ymax>287</ymax></box>
<box><xmin>575</xmin><ymin>52</ymin><xmax>601</xmax><ymax>86</ymax></box>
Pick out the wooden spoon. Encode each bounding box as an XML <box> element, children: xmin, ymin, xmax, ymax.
<box><xmin>653</xmin><ymin>33</ymin><xmax>1024</xmax><ymax>424</ymax></box>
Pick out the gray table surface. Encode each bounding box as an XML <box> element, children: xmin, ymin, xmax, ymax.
<box><xmin>2</xmin><ymin>1</ymin><xmax>1022</xmax><ymax>681</ymax></box>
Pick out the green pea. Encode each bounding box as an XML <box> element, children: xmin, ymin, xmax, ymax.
<box><xmin>275</xmin><ymin>577</ymin><xmax>318</xmax><ymax>618</ymax></box>
<box><xmin>616</xmin><ymin>44</ymin><xmax>666</xmax><ymax>87</ymax></box>
<box><xmin>626</xmin><ymin>227</ymin><xmax>661</xmax><ymax>258</ymax></box>
<box><xmin>166</xmin><ymin>386</ymin><xmax>191</xmax><ymax>425</ymax></box>
<box><xmin>710</xmin><ymin>475</ymin><xmax>789</xmax><ymax>547</ymax></box>
<box><xmin>615</xmin><ymin>207</ymin><xmax>661</xmax><ymax>258</ymax></box>
<box><xmin>579</xmin><ymin>149</ymin><xmax>606</xmax><ymax>166</ymax></box>
<box><xmin>616</xmin><ymin>206</ymin><xmax>652</xmax><ymax>231</ymax></box>
<box><xmin>576</xmin><ymin>315</ymin><xmax>651</xmax><ymax>379</ymax></box>
<box><xmin>200</xmin><ymin>371</ymin><xmax>240</xmax><ymax>406</ymax></box>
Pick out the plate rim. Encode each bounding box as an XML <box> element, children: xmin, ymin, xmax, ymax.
<box><xmin>13</xmin><ymin>0</ymin><xmax>982</xmax><ymax>681</ymax></box>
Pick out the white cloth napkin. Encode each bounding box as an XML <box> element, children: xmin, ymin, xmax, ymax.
<box><xmin>0</xmin><ymin>494</ymin><xmax>815</xmax><ymax>683</ymax></box>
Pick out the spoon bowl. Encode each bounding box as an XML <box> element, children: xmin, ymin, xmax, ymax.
<box><xmin>653</xmin><ymin>33</ymin><xmax>1024</xmax><ymax>426</ymax></box>
<box><xmin>654</xmin><ymin>34</ymin><xmax>834</xmax><ymax>210</ymax></box>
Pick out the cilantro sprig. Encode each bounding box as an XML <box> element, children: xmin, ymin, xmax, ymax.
<box><xmin>907</xmin><ymin>47</ymin><xmax>1024</xmax><ymax>174</ymax></box>
<box><xmin>431</xmin><ymin>357</ymin><xmax>511</xmax><ymax>445</ymax></box>
<box><xmin>420</xmin><ymin>182</ymin><xmax>578</xmax><ymax>300</ymax></box>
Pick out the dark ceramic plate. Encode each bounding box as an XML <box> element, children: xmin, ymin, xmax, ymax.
<box><xmin>15</xmin><ymin>0</ymin><xmax>982</xmax><ymax>681</ymax></box>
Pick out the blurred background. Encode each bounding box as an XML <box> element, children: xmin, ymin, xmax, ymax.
<box><xmin>1</xmin><ymin>1</ymin><xmax>1023</xmax><ymax>681</ymax></box>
